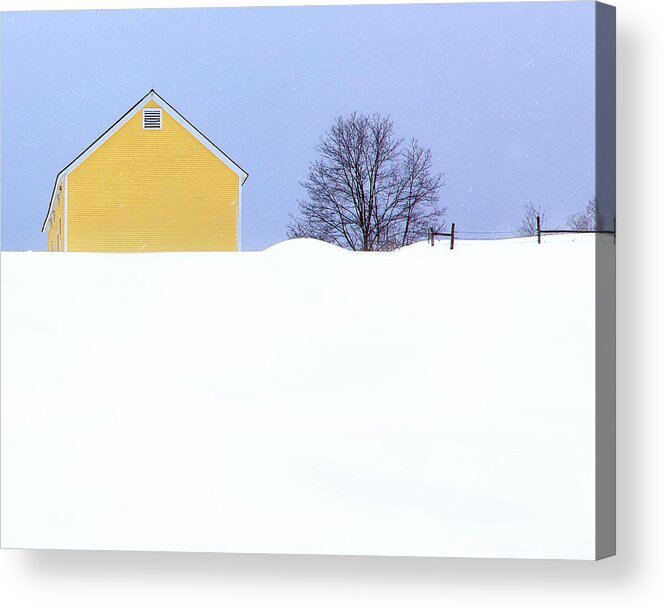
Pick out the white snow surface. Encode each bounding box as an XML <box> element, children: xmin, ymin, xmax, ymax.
<box><xmin>1</xmin><ymin>235</ymin><xmax>599</xmax><ymax>558</ymax></box>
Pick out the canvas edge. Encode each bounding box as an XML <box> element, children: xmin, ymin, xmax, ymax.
<box><xmin>594</xmin><ymin>0</ymin><xmax>617</xmax><ymax>561</ymax></box>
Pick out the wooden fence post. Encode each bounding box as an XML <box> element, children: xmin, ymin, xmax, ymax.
<box><xmin>429</xmin><ymin>227</ymin><xmax>434</xmax><ymax>247</ymax></box>
<box><xmin>450</xmin><ymin>223</ymin><xmax>455</xmax><ymax>250</ymax></box>
<box><xmin>536</xmin><ymin>215</ymin><xmax>541</xmax><ymax>244</ymax></box>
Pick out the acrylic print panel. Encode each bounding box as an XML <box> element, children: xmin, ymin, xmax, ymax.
<box><xmin>0</xmin><ymin>2</ymin><xmax>616</xmax><ymax>559</ymax></box>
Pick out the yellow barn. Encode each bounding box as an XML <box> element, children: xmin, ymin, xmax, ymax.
<box><xmin>42</xmin><ymin>90</ymin><xmax>248</xmax><ymax>252</ymax></box>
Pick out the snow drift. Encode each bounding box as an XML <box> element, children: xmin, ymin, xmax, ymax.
<box><xmin>1</xmin><ymin>235</ymin><xmax>600</xmax><ymax>558</ymax></box>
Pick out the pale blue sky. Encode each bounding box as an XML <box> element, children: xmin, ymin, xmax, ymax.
<box><xmin>1</xmin><ymin>3</ymin><xmax>596</xmax><ymax>251</ymax></box>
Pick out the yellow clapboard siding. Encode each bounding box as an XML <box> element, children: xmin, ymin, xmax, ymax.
<box><xmin>66</xmin><ymin>99</ymin><xmax>240</xmax><ymax>252</ymax></box>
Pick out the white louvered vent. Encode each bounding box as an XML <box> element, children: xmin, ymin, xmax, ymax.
<box><xmin>143</xmin><ymin>108</ymin><xmax>162</xmax><ymax>130</ymax></box>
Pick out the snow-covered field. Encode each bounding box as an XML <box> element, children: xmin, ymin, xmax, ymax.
<box><xmin>1</xmin><ymin>236</ymin><xmax>600</xmax><ymax>558</ymax></box>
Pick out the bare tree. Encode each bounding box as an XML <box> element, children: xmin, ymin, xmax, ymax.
<box><xmin>516</xmin><ymin>200</ymin><xmax>546</xmax><ymax>237</ymax></box>
<box><xmin>287</xmin><ymin>113</ymin><xmax>445</xmax><ymax>251</ymax></box>
<box><xmin>566</xmin><ymin>197</ymin><xmax>604</xmax><ymax>232</ymax></box>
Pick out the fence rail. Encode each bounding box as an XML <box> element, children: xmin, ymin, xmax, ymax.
<box><xmin>428</xmin><ymin>223</ymin><xmax>455</xmax><ymax>249</ymax></box>
<box><xmin>536</xmin><ymin>216</ymin><xmax>616</xmax><ymax>244</ymax></box>
<box><xmin>428</xmin><ymin>216</ymin><xmax>617</xmax><ymax>249</ymax></box>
